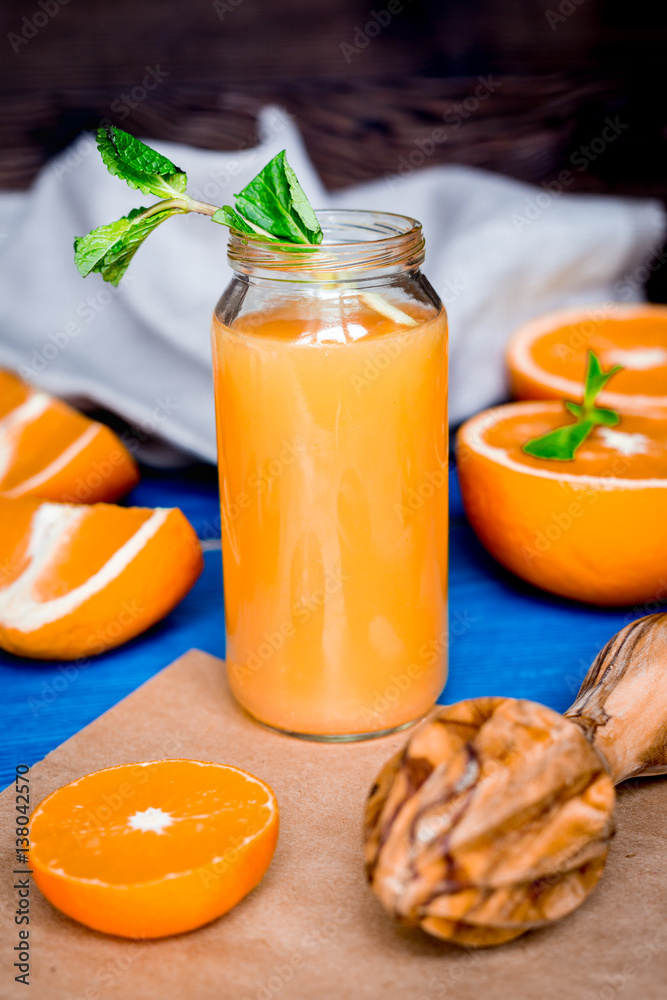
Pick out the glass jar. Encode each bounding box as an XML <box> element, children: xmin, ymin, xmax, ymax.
<box><xmin>211</xmin><ymin>209</ymin><xmax>447</xmax><ymax>740</ymax></box>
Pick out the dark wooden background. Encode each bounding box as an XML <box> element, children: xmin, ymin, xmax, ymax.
<box><xmin>1</xmin><ymin>0</ymin><xmax>666</xmax><ymax>292</ymax></box>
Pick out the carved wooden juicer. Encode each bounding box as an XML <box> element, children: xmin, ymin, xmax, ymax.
<box><xmin>364</xmin><ymin>614</ymin><xmax>667</xmax><ymax>947</ymax></box>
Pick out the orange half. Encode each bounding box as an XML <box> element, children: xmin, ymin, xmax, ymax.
<box><xmin>0</xmin><ymin>498</ymin><xmax>203</xmax><ymax>659</ymax></box>
<box><xmin>457</xmin><ymin>401</ymin><xmax>667</xmax><ymax>606</ymax></box>
<box><xmin>0</xmin><ymin>369</ymin><xmax>139</xmax><ymax>502</ymax></box>
<box><xmin>507</xmin><ymin>303</ymin><xmax>667</xmax><ymax>418</ymax></box>
<box><xmin>29</xmin><ymin>759</ymin><xmax>279</xmax><ymax>938</ymax></box>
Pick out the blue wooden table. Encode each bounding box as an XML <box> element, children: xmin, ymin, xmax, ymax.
<box><xmin>0</xmin><ymin>464</ymin><xmax>640</xmax><ymax>788</ymax></box>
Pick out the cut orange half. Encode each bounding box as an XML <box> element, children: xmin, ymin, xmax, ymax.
<box><xmin>457</xmin><ymin>401</ymin><xmax>667</xmax><ymax>606</ymax></box>
<box><xmin>507</xmin><ymin>303</ymin><xmax>667</xmax><ymax>419</ymax></box>
<box><xmin>0</xmin><ymin>369</ymin><xmax>139</xmax><ymax>502</ymax></box>
<box><xmin>29</xmin><ymin>759</ymin><xmax>279</xmax><ymax>938</ymax></box>
<box><xmin>0</xmin><ymin>498</ymin><xmax>203</xmax><ymax>659</ymax></box>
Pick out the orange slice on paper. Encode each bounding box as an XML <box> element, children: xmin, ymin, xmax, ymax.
<box><xmin>0</xmin><ymin>498</ymin><xmax>203</xmax><ymax>659</ymax></box>
<box><xmin>29</xmin><ymin>759</ymin><xmax>279</xmax><ymax>938</ymax></box>
<box><xmin>0</xmin><ymin>369</ymin><xmax>139</xmax><ymax>502</ymax></box>
<box><xmin>507</xmin><ymin>304</ymin><xmax>667</xmax><ymax>419</ymax></box>
<box><xmin>457</xmin><ymin>401</ymin><xmax>667</xmax><ymax>606</ymax></box>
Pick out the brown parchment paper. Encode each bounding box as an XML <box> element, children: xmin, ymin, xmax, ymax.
<box><xmin>1</xmin><ymin>649</ymin><xmax>666</xmax><ymax>1000</ymax></box>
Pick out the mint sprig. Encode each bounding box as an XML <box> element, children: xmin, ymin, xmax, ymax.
<box><xmin>523</xmin><ymin>351</ymin><xmax>622</xmax><ymax>461</ymax></box>
<box><xmin>74</xmin><ymin>126</ymin><xmax>322</xmax><ymax>284</ymax></box>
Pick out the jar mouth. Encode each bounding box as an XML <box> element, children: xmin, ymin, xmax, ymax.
<box><xmin>227</xmin><ymin>208</ymin><xmax>425</xmax><ymax>277</ymax></box>
<box><xmin>314</xmin><ymin>209</ymin><xmax>421</xmax><ymax>246</ymax></box>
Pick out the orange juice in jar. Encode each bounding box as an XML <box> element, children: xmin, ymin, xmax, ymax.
<box><xmin>211</xmin><ymin>211</ymin><xmax>447</xmax><ymax>739</ymax></box>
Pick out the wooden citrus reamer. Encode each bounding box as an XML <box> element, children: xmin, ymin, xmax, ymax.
<box><xmin>364</xmin><ymin>613</ymin><xmax>667</xmax><ymax>947</ymax></box>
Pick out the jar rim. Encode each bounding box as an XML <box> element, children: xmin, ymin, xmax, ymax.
<box><xmin>227</xmin><ymin>208</ymin><xmax>425</xmax><ymax>277</ymax></box>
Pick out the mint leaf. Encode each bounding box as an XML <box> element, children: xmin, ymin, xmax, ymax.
<box><xmin>96</xmin><ymin>207</ymin><xmax>178</xmax><ymax>285</ymax></box>
<box><xmin>283</xmin><ymin>156</ymin><xmax>322</xmax><ymax>241</ymax></box>
<box><xmin>565</xmin><ymin>401</ymin><xmax>619</xmax><ymax>426</ymax></box>
<box><xmin>234</xmin><ymin>151</ymin><xmax>322</xmax><ymax>244</ymax></box>
<box><xmin>75</xmin><ymin>206</ymin><xmax>181</xmax><ymax>286</ymax></box>
<box><xmin>583</xmin><ymin>351</ymin><xmax>621</xmax><ymax>409</ymax></box>
<box><xmin>74</xmin><ymin>218</ymin><xmax>136</xmax><ymax>278</ymax></box>
<box><xmin>523</xmin><ymin>420</ymin><xmax>594</xmax><ymax>460</ymax></box>
<box><xmin>211</xmin><ymin>205</ymin><xmax>319</xmax><ymax>256</ymax></box>
<box><xmin>212</xmin><ymin>205</ymin><xmax>269</xmax><ymax>237</ymax></box>
<box><xmin>523</xmin><ymin>351</ymin><xmax>622</xmax><ymax>461</ymax></box>
<box><xmin>593</xmin><ymin>407</ymin><xmax>620</xmax><ymax>426</ymax></box>
<box><xmin>97</xmin><ymin>125</ymin><xmax>187</xmax><ymax>200</ymax></box>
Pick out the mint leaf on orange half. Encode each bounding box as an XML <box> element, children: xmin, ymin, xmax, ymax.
<box><xmin>523</xmin><ymin>351</ymin><xmax>622</xmax><ymax>461</ymax></box>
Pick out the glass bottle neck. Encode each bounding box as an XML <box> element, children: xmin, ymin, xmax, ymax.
<box><xmin>227</xmin><ymin>209</ymin><xmax>425</xmax><ymax>284</ymax></box>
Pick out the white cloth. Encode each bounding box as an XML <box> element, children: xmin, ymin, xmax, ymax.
<box><xmin>0</xmin><ymin>107</ymin><xmax>663</xmax><ymax>463</ymax></box>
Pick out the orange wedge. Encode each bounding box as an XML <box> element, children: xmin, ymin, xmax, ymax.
<box><xmin>507</xmin><ymin>304</ymin><xmax>667</xmax><ymax>419</ymax></box>
<box><xmin>457</xmin><ymin>401</ymin><xmax>667</xmax><ymax>606</ymax></box>
<box><xmin>0</xmin><ymin>369</ymin><xmax>139</xmax><ymax>502</ymax></box>
<box><xmin>0</xmin><ymin>498</ymin><xmax>203</xmax><ymax>659</ymax></box>
<box><xmin>29</xmin><ymin>759</ymin><xmax>279</xmax><ymax>938</ymax></box>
